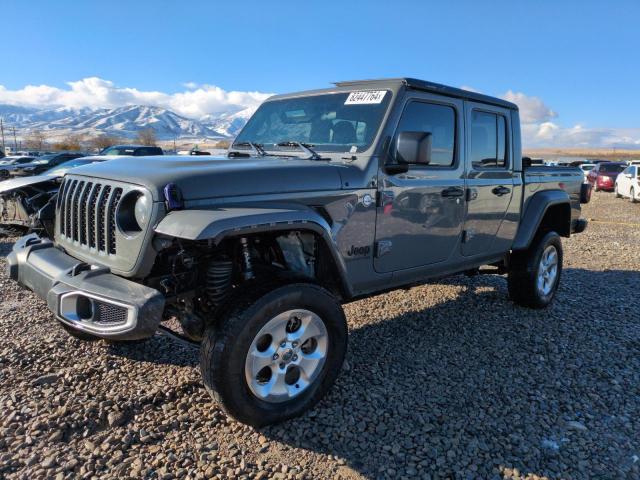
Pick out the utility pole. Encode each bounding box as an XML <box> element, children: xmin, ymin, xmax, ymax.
<box><xmin>0</xmin><ymin>118</ymin><xmax>5</xmax><ymax>153</ymax></box>
<box><xmin>12</xmin><ymin>127</ymin><xmax>18</xmax><ymax>152</ymax></box>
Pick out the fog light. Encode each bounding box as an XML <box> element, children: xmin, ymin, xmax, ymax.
<box><xmin>76</xmin><ymin>295</ymin><xmax>94</xmax><ymax>320</ymax></box>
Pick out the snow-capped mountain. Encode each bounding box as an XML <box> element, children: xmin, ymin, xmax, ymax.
<box><xmin>200</xmin><ymin>107</ymin><xmax>257</xmax><ymax>138</ymax></box>
<box><xmin>0</xmin><ymin>104</ymin><xmax>253</xmax><ymax>140</ymax></box>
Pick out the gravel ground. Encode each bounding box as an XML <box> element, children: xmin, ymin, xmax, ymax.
<box><xmin>1</xmin><ymin>191</ymin><xmax>639</xmax><ymax>480</ymax></box>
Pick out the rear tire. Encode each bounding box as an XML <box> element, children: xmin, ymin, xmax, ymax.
<box><xmin>508</xmin><ymin>231</ymin><xmax>563</xmax><ymax>309</ymax></box>
<box><xmin>200</xmin><ymin>281</ymin><xmax>347</xmax><ymax>427</ymax></box>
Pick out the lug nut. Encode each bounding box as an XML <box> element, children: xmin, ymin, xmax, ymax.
<box><xmin>292</xmin><ymin>354</ymin><xmax>298</xmax><ymax>361</ymax></box>
<box><xmin>272</xmin><ymin>353</ymin><xmax>279</xmax><ymax>360</ymax></box>
<box><xmin>280</xmin><ymin>342</ymin><xmax>286</xmax><ymax>348</ymax></box>
<box><xmin>279</xmin><ymin>362</ymin><xmax>285</xmax><ymax>369</ymax></box>
<box><xmin>292</xmin><ymin>341</ymin><xmax>298</xmax><ymax>348</ymax></box>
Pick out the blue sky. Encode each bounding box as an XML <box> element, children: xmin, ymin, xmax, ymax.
<box><xmin>2</xmin><ymin>0</ymin><xmax>640</xmax><ymax>148</ymax></box>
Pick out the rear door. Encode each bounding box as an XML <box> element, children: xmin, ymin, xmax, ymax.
<box><xmin>462</xmin><ymin>103</ymin><xmax>515</xmax><ymax>257</ymax></box>
<box><xmin>374</xmin><ymin>94</ymin><xmax>465</xmax><ymax>273</ymax></box>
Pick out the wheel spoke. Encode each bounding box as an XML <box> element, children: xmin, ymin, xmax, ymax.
<box><xmin>291</xmin><ymin>315</ymin><xmax>324</xmax><ymax>343</ymax></box>
<box><xmin>296</xmin><ymin>350</ymin><xmax>324</xmax><ymax>377</ymax></box>
<box><xmin>247</xmin><ymin>347</ymin><xmax>276</xmax><ymax>375</ymax></box>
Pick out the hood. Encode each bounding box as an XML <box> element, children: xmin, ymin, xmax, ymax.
<box><xmin>69</xmin><ymin>154</ymin><xmax>348</xmax><ymax>201</ymax></box>
<box><xmin>0</xmin><ymin>174</ymin><xmax>59</xmax><ymax>194</ymax></box>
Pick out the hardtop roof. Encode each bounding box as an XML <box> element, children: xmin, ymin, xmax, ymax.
<box><xmin>268</xmin><ymin>78</ymin><xmax>518</xmax><ymax>110</ymax></box>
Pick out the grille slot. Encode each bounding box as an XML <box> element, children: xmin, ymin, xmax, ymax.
<box><xmin>93</xmin><ymin>301</ymin><xmax>128</xmax><ymax>325</ymax></box>
<box><xmin>58</xmin><ymin>179</ymin><xmax>124</xmax><ymax>255</ymax></box>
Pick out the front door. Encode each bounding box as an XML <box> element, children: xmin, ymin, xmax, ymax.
<box><xmin>461</xmin><ymin>103</ymin><xmax>515</xmax><ymax>257</ymax></box>
<box><xmin>374</xmin><ymin>96</ymin><xmax>465</xmax><ymax>273</ymax></box>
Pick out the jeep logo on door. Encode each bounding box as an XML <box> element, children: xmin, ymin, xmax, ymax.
<box><xmin>347</xmin><ymin>245</ymin><xmax>371</xmax><ymax>257</ymax></box>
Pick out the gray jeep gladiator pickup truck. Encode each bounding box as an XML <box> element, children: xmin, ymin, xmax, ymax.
<box><xmin>6</xmin><ymin>78</ymin><xmax>589</xmax><ymax>426</ymax></box>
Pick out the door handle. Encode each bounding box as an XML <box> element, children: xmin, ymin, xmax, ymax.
<box><xmin>492</xmin><ymin>186</ymin><xmax>511</xmax><ymax>197</ymax></box>
<box><xmin>441</xmin><ymin>187</ymin><xmax>464</xmax><ymax>198</ymax></box>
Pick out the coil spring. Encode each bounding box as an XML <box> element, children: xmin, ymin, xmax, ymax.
<box><xmin>205</xmin><ymin>257</ymin><xmax>233</xmax><ymax>307</ymax></box>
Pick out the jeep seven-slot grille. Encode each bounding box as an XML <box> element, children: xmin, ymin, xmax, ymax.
<box><xmin>58</xmin><ymin>179</ymin><xmax>123</xmax><ymax>254</ymax></box>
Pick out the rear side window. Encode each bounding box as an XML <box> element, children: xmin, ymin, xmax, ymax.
<box><xmin>136</xmin><ymin>147</ymin><xmax>163</xmax><ymax>156</ymax></box>
<box><xmin>471</xmin><ymin>111</ymin><xmax>508</xmax><ymax>168</ymax></box>
<box><xmin>395</xmin><ymin>101</ymin><xmax>456</xmax><ymax>166</ymax></box>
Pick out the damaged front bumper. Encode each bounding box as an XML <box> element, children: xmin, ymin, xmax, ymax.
<box><xmin>6</xmin><ymin>234</ymin><xmax>164</xmax><ymax>340</ymax></box>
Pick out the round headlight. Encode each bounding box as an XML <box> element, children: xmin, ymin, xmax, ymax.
<box><xmin>134</xmin><ymin>194</ymin><xmax>150</xmax><ymax>227</ymax></box>
<box><xmin>116</xmin><ymin>190</ymin><xmax>149</xmax><ymax>236</ymax></box>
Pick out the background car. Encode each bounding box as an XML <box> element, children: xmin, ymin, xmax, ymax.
<box><xmin>587</xmin><ymin>161</ymin><xmax>627</xmax><ymax>191</ymax></box>
<box><xmin>579</xmin><ymin>163</ymin><xmax>596</xmax><ymax>181</ymax></box>
<box><xmin>101</xmin><ymin>145</ymin><xmax>164</xmax><ymax>156</ymax></box>
<box><xmin>0</xmin><ymin>156</ymin><xmax>107</xmax><ymax>237</ymax></box>
<box><xmin>10</xmin><ymin>152</ymin><xmax>86</xmax><ymax>177</ymax></box>
<box><xmin>0</xmin><ymin>156</ymin><xmax>36</xmax><ymax>178</ymax></box>
<box><xmin>615</xmin><ymin>165</ymin><xmax>640</xmax><ymax>203</ymax></box>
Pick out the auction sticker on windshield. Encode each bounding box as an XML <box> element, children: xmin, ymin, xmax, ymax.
<box><xmin>345</xmin><ymin>90</ymin><xmax>387</xmax><ymax>105</ymax></box>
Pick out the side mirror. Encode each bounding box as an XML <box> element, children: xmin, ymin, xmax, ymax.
<box><xmin>396</xmin><ymin>131</ymin><xmax>432</xmax><ymax>165</ymax></box>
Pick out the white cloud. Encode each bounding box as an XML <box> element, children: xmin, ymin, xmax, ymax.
<box><xmin>502</xmin><ymin>90</ymin><xmax>640</xmax><ymax>148</ymax></box>
<box><xmin>501</xmin><ymin>90</ymin><xmax>556</xmax><ymax>124</ymax></box>
<box><xmin>0</xmin><ymin>77</ymin><xmax>272</xmax><ymax>119</ymax></box>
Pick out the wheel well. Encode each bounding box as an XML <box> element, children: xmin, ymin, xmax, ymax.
<box><xmin>538</xmin><ymin>203</ymin><xmax>571</xmax><ymax>238</ymax></box>
<box><xmin>222</xmin><ymin>230</ymin><xmax>347</xmax><ymax>300</ymax></box>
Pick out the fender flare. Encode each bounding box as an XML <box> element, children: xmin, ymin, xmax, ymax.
<box><xmin>154</xmin><ymin>205</ymin><xmax>353</xmax><ymax>297</ymax></box>
<box><xmin>512</xmin><ymin>190</ymin><xmax>571</xmax><ymax>250</ymax></box>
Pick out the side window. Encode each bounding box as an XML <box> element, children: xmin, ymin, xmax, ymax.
<box><xmin>471</xmin><ymin>110</ymin><xmax>508</xmax><ymax>168</ymax></box>
<box><xmin>395</xmin><ymin>101</ymin><xmax>456</xmax><ymax>167</ymax></box>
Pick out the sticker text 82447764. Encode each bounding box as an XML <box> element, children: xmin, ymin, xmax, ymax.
<box><xmin>344</xmin><ymin>90</ymin><xmax>387</xmax><ymax>105</ymax></box>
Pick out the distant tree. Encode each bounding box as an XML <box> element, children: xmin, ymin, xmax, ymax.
<box><xmin>24</xmin><ymin>129</ymin><xmax>48</xmax><ymax>151</ymax></box>
<box><xmin>52</xmin><ymin>133</ymin><xmax>84</xmax><ymax>151</ymax></box>
<box><xmin>88</xmin><ymin>134</ymin><xmax>123</xmax><ymax>152</ymax></box>
<box><xmin>214</xmin><ymin>140</ymin><xmax>231</xmax><ymax>149</ymax></box>
<box><xmin>135</xmin><ymin>128</ymin><xmax>157</xmax><ymax>146</ymax></box>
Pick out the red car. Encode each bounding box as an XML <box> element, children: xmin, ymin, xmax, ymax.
<box><xmin>587</xmin><ymin>162</ymin><xmax>627</xmax><ymax>191</ymax></box>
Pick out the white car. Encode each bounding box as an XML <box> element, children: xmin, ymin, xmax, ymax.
<box><xmin>615</xmin><ymin>165</ymin><xmax>640</xmax><ymax>203</ymax></box>
<box><xmin>579</xmin><ymin>163</ymin><xmax>596</xmax><ymax>182</ymax></box>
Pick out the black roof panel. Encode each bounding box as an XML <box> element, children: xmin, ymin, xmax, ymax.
<box><xmin>334</xmin><ymin>78</ymin><xmax>518</xmax><ymax>110</ymax></box>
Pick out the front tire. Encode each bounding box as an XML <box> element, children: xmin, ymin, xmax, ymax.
<box><xmin>200</xmin><ymin>282</ymin><xmax>347</xmax><ymax>427</ymax></box>
<box><xmin>508</xmin><ymin>231</ymin><xmax>563</xmax><ymax>309</ymax></box>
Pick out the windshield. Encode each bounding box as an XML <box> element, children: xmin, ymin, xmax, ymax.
<box><xmin>32</xmin><ymin>154</ymin><xmax>58</xmax><ymax>165</ymax></box>
<box><xmin>102</xmin><ymin>147</ymin><xmax>136</xmax><ymax>155</ymax></box>
<box><xmin>600</xmin><ymin>163</ymin><xmax>625</xmax><ymax>173</ymax></box>
<box><xmin>234</xmin><ymin>91</ymin><xmax>392</xmax><ymax>154</ymax></box>
<box><xmin>45</xmin><ymin>160</ymin><xmax>93</xmax><ymax>175</ymax></box>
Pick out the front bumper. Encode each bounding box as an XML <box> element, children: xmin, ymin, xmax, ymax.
<box><xmin>6</xmin><ymin>234</ymin><xmax>164</xmax><ymax>340</ymax></box>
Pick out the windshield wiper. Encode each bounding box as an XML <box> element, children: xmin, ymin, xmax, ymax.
<box><xmin>276</xmin><ymin>141</ymin><xmax>322</xmax><ymax>160</ymax></box>
<box><xmin>228</xmin><ymin>141</ymin><xmax>268</xmax><ymax>157</ymax></box>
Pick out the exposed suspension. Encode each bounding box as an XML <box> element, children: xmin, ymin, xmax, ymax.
<box><xmin>205</xmin><ymin>256</ymin><xmax>234</xmax><ymax>307</ymax></box>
